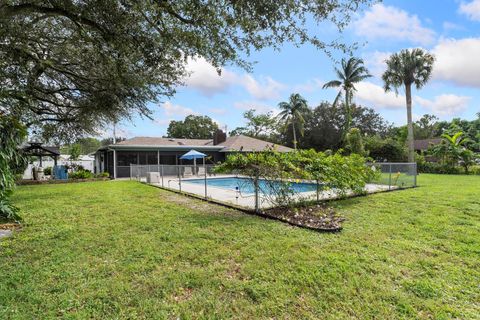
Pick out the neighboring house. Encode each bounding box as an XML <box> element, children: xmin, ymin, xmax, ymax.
<box><xmin>94</xmin><ymin>131</ymin><xmax>292</xmax><ymax>178</ymax></box>
<box><xmin>414</xmin><ymin>138</ymin><xmax>442</xmax><ymax>153</ymax></box>
<box><xmin>414</xmin><ymin>138</ymin><xmax>442</xmax><ymax>162</ymax></box>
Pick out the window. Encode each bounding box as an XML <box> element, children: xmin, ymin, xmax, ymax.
<box><xmin>139</xmin><ymin>152</ymin><xmax>158</xmax><ymax>165</ymax></box>
<box><xmin>161</xmin><ymin>155</ymin><xmax>176</xmax><ymax>165</ymax></box>
<box><xmin>117</xmin><ymin>152</ymin><xmax>138</xmax><ymax>166</ymax></box>
<box><xmin>147</xmin><ymin>152</ymin><xmax>158</xmax><ymax>165</ymax></box>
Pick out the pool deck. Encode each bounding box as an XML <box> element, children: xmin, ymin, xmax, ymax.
<box><xmin>148</xmin><ymin>175</ymin><xmax>394</xmax><ymax>210</ymax></box>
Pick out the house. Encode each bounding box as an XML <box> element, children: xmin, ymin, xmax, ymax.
<box><xmin>94</xmin><ymin>131</ymin><xmax>292</xmax><ymax>178</ymax></box>
<box><xmin>414</xmin><ymin>138</ymin><xmax>442</xmax><ymax>153</ymax></box>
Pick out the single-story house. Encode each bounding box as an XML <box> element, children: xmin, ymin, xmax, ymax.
<box><xmin>414</xmin><ymin>138</ymin><xmax>442</xmax><ymax>153</ymax></box>
<box><xmin>94</xmin><ymin>131</ymin><xmax>292</xmax><ymax>178</ymax></box>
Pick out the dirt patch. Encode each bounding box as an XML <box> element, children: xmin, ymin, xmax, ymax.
<box><xmin>263</xmin><ymin>204</ymin><xmax>344</xmax><ymax>232</ymax></box>
<box><xmin>0</xmin><ymin>223</ymin><xmax>21</xmax><ymax>231</ymax></box>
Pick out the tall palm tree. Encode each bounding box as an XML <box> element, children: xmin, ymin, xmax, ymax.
<box><xmin>278</xmin><ymin>93</ymin><xmax>308</xmax><ymax>150</ymax></box>
<box><xmin>382</xmin><ymin>48</ymin><xmax>435</xmax><ymax>162</ymax></box>
<box><xmin>323</xmin><ymin>57</ymin><xmax>371</xmax><ymax>134</ymax></box>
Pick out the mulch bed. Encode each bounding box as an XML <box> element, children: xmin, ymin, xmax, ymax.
<box><xmin>0</xmin><ymin>223</ymin><xmax>22</xmax><ymax>231</ymax></box>
<box><xmin>262</xmin><ymin>204</ymin><xmax>344</xmax><ymax>232</ymax></box>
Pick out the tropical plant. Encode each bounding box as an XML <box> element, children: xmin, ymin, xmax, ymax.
<box><xmin>278</xmin><ymin>94</ymin><xmax>309</xmax><ymax>150</ymax></box>
<box><xmin>323</xmin><ymin>57</ymin><xmax>371</xmax><ymax>134</ymax></box>
<box><xmin>382</xmin><ymin>49</ymin><xmax>435</xmax><ymax>162</ymax></box>
<box><xmin>0</xmin><ymin>115</ymin><xmax>27</xmax><ymax>221</ymax></box>
<box><xmin>431</xmin><ymin>131</ymin><xmax>472</xmax><ymax>170</ymax></box>
<box><xmin>344</xmin><ymin>128</ymin><xmax>366</xmax><ymax>156</ymax></box>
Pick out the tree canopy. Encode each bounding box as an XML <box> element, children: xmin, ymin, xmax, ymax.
<box><xmin>229</xmin><ymin>109</ymin><xmax>277</xmax><ymax>141</ymax></box>
<box><xmin>167</xmin><ymin>115</ymin><xmax>218</xmax><ymax>139</ymax></box>
<box><xmin>0</xmin><ymin>0</ymin><xmax>371</xmax><ymax>140</ymax></box>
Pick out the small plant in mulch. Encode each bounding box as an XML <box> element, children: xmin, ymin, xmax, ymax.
<box><xmin>263</xmin><ymin>203</ymin><xmax>344</xmax><ymax>232</ymax></box>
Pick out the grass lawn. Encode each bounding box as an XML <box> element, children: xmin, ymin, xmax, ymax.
<box><xmin>1</xmin><ymin>175</ymin><xmax>479</xmax><ymax>319</ymax></box>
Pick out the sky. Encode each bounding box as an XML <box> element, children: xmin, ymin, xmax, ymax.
<box><xmin>108</xmin><ymin>0</ymin><xmax>480</xmax><ymax>138</ymax></box>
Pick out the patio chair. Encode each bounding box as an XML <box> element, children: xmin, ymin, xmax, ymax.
<box><xmin>197</xmin><ymin>166</ymin><xmax>206</xmax><ymax>176</ymax></box>
<box><xmin>183</xmin><ymin>166</ymin><xmax>193</xmax><ymax>177</ymax></box>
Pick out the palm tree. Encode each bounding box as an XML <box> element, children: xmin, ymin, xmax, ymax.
<box><xmin>278</xmin><ymin>93</ymin><xmax>308</xmax><ymax>150</ymax></box>
<box><xmin>323</xmin><ymin>57</ymin><xmax>371</xmax><ymax>134</ymax></box>
<box><xmin>382</xmin><ymin>49</ymin><xmax>435</xmax><ymax>162</ymax></box>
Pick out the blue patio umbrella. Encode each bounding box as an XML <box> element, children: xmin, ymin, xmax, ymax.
<box><xmin>180</xmin><ymin>149</ymin><xmax>207</xmax><ymax>173</ymax></box>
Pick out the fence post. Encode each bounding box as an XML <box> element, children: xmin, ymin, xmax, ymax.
<box><xmin>254</xmin><ymin>172</ymin><xmax>260</xmax><ymax>213</ymax></box>
<box><xmin>178</xmin><ymin>165</ymin><xmax>182</xmax><ymax>192</ymax></box>
<box><xmin>388</xmin><ymin>163</ymin><xmax>392</xmax><ymax>190</ymax></box>
<box><xmin>414</xmin><ymin>163</ymin><xmax>417</xmax><ymax>187</ymax></box>
<box><xmin>161</xmin><ymin>165</ymin><xmax>164</xmax><ymax>187</ymax></box>
<box><xmin>204</xmin><ymin>164</ymin><xmax>207</xmax><ymax>199</ymax></box>
<box><xmin>316</xmin><ymin>179</ymin><xmax>320</xmax><ymax>203</ymax></box>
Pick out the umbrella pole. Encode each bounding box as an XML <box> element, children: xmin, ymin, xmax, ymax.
<box><xmin>194</xmin><ymin>157</ymin><xmax>196</xmax><ymax>176</ymax></box>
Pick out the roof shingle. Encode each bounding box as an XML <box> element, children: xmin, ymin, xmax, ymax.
<box><xmin>112</xmin><ymin>135</ymin><xmax>292</xmax><ymax>152</ymax></box>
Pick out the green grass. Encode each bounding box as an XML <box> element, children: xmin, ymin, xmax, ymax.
<box><xmin>1</xmin><ymin>175</ymin><xmax>479</xmax><ymax>319</ymax></box>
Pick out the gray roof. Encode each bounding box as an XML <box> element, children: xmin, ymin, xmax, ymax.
<box><xmin>108</xmin><ymin>135</ymin><xmax>292</xmax><ymax>152</ymax></box>
<box><xmin>217</xmin><ymin>135</ymin><xmax>292</xmax><ymax>152</ymax></box>
<box><xmin>115</xmin><ymin>137</ymin><xmax>211</xmax><ymax>147</ymax></box>
<box><xmin>414</xmin><ymin>138</ymin><xmax>442</xmax><ymax>151</ymax></box>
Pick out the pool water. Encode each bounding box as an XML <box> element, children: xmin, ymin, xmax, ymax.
<box><xmin>184</xmin><ymin>177</ymin><xmax>317</xmax><ymax>194</ymax></box>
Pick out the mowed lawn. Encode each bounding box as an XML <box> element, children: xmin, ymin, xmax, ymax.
<box><xmin>1</xmin><ymin>175</ymin><xmax>479</xmax><ymax>319</ymax></box>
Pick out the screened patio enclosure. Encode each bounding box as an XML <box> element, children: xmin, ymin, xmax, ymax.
<box><xmin>95</xmin><ymin>149</ymin><xmax>225</xmax><ymax>178</ymax></box>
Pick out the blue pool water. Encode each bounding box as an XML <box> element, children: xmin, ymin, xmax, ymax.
<box><xmin>184</xmin><ymin>177</ymin><xmax>317</xmax><ymax>194</ymax></box>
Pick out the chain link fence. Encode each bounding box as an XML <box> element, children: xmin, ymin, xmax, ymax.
<box><xmin>131</xmin><ymin>162</ymin><xmax>417</xmax><ymax>211</ymax></box>
<box><xmin>367</xmin><ymin>162</ymin><xmax>417</xmax><ymax>190</ymax></box>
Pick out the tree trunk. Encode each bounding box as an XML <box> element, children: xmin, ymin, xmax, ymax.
<box><xmin>405</xmin><ymin>84</ymin><xmax>415</xmax><ymax>163</ymax></box>
<box><xmin>345</xmin><ymin>89</ymin><xmax>351</xmax><ymax>133</ymax></box>
<box><xmin>292</xmin><ymin>119</ymin><xmax>297</xmax><ymax>150</ymax></box>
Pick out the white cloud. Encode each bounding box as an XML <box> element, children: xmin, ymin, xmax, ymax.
<box><xmin>363</xmin><ymin>51</ymin><xmax>391</xmax><ymax>78</ymax></box>
<box><xmin>153</xmin><ymin>118</ymin><xmax>172</xmax><ymax>126</ymax></box>
<box><xmin>234</xmin><ymin>101</ymin><xmax>278</xmax><ymax>114</ymax></box>
<box><xmin>242</xmin><ymin>75</ymin><xmax>285</xmax><ymax>100</ymax></box>
<box><xmin>208</xmin><ymin>108</ymin><xmax>227</xmax><ymax>115</ymax></box>
<box><xmin>160</xmin><ymin>101</ymin><xmax>196</xmax><ymax>117</ymax></box>
<box><xmin>184</xmin><ymin>57</ymin><xmax>237</xmax><ymax>96</ymax></box>
<box><xmin>442</xmin><ymin>21</ymin><xmax>464</xmax><ymax>32</ymax></box>
<box><xmin>414</xmin><ymin>94</ymin><xmax>471</xmax><ymax>116</ymax></box>
<box><xmin>354</xmin><ymin>4</ymin><xmax>436</xmax><ymax>45</ymax></box>
<box><xmin>355</xmin><ymin>81</ymin><xmax>405</xmax><ymax>109</ymax></box>
<box><xmin>432</xmin><ymin>37</ymin><xmax>480</xmax><ymax>87</ymax></box>
<box><xmin>184</xmin><ymin>57</ymin><xmax>285</xmax><ymax>100</ymax></box>
<box><xmin>293</xmin><ymin>78</ymin><xmax>323</xmax><ymax>93</ymax></box>
<box><xmin>459</xmin><ymin>0</ymin><xmax>480</xmax><ymax>21</ymax></box>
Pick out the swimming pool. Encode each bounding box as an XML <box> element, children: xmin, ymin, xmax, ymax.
<box><xmin>183</xmin><ymin>177</ymin><xmax>318</xmax><ymax>194</ymax></box>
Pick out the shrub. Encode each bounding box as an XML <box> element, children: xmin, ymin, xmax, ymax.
<box><xmin>0</xmin><ymin>116</ymin><xmax>27</xmax><ymax>222</ymax></box>
<box><xmin>418</xmin><ymin>162</ymin><xmax>462</xmax><ymax>174</ymax></box>
<box><xmin>364</xmin><ymin>136</ymin><xmax>407</xmax><ymax>162</ymax></box>
<box><xmin>95</xmin><ymin>172</ymin><xmax>110</xmax><ymax>178</ymax></box>
<box><xmin>69</xmin><ymin>170</ymin><xmax>94</xmax><ymax>180</ymax></box>
<box><xmin>215</xmin><ymin>149</ymin><xmax>376</xmax><ymax>207</ymax></box>
<box><xmin>43</xmin><ymin>167</ymin><xmax>52</xmax><ymax>176</ymax></box>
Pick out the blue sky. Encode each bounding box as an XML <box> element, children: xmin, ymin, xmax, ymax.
<box><xmin>109</xmin><ymin>0</ymin><xmax>480</xmax><ymax>138</ymax></box>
